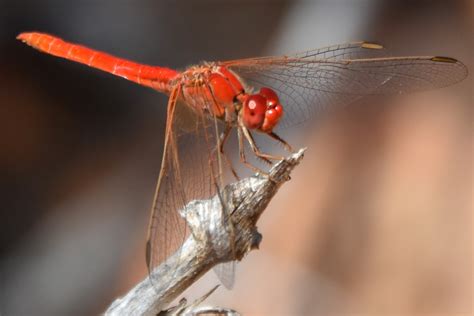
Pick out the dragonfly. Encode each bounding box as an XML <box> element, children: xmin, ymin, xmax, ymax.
<box><xmin>17</xmin><ymin>32</ymin><xmax>467</xmax><ymax>288</ymax></box>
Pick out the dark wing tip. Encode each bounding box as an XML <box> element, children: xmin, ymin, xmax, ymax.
<box><xmin>431</xmin><ymin>56</ymin><xmax>460</xmax><ymax>63</ymax></box>
<box><xmin>432</xmin><ymin>56</ymin><xmax>469</xmax><ymax>82</ymax></box>
<box><xmin>429</xmin><ymin>56</ymin><xmax>469</xmax><ymax>85</ymax></box>
<box><xmin>361</xmin><ymin>42</ymin><xmax>384</xmax><ymax>50</ymax></box>
<box><xmin>145</xmin><ymin>239</ymin><xmax>152</xmax><ymax>270</ymax></box>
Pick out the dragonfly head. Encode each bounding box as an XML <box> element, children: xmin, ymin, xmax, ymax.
<box><xmin>241</xmin><ymin>87</ymin><xmax>283</xmax><ymax>132</ymax></box>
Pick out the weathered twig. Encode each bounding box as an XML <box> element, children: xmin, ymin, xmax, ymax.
<box><xmin>105</xmin><ymin>148</ymin><xmax>305</xmax><ymax>315</ymax></box>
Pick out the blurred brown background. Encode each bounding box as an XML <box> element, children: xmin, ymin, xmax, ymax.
<box><xmin>0</xmin><ymin>0</ymin><xmax>472</xmax><ymax>315</ymax></box>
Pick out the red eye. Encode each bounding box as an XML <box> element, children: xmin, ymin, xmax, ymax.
<box><xmin>261</xmin><ymin>104</ymin><xmax>284</xmax><ymax>132</ymax></box>
<box><xmin>259</xmin><ymin>87</ymin><xmax>279</xmax><ymax>107</ymax></box>
<box><xmin>242</xmin><ymin>94</ymin><xmax>267</xmax><ymax>129</ymax></box>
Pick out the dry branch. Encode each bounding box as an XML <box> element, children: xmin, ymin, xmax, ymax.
<box><xmin>105</xmin><ymin>148</ymin><xmax>306</xmax><ymax>316</ymax></box>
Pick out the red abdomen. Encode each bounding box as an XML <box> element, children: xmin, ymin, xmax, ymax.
<box><xmin>17</xmin><ymin>32</ymin><xmax>179</xmax><ymax>93</ymax></box>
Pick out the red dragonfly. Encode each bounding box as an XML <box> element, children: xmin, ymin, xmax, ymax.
<box><xmin>17</xmin><ymin>32</ymin><xmax>467</xmax><ymax>288</ymax></box>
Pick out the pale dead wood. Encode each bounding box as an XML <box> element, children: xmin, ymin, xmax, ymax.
<box><xmin>105</xmin><ymin>148</ymin><xmax>305</xmax><ymax>316</ymax></box>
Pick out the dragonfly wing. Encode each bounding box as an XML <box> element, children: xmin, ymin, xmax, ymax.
<box><xmin>223</xmin><ymin>42</ymin><xmax>387</xmax><ymax>66</ymax></box>
<box><xmin>146</xmin><ymin>84</ymin><xmax>237</xmax><ymax>287</ymax></box>
<box><xmin>146</xmin><ymin>86</ymin><xmax>188</xmax><ymax>279</ymax></box>
<box><xmin>223</xmin><ymin>42</ymin><xmax>467</xmax><ymax>129</ymax></box>
<box><xmin>146</xmin><ymin>85</ymin><xmax>217</xmax><ymax>277</ymax></box>
<box><xmin>213</xmin><ymin>261</ymin><xmax>236</xmax><ymax>289</ymax></box>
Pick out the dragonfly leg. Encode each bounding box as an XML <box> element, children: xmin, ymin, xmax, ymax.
<box><xmin>267</xmin><ymin>131</ymin><xmax>294</xmax><ymax>153</ymax></box>
<box><xmin>218</xmin><ymin>124</ymin><xmax>239</xmax><ymax>180</ymax></box>
<box><xmin>237</xmin><ymin>127</ymin><xmax>269</xmax><ymax>176</ymax></box>
<box><xmin>241</xmin><ymin>126</ymin><xmax>284</xmax><ymax>163</ymax></box>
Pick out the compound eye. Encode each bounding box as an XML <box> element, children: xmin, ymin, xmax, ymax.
<box><xmin>242</xmin><ymin>94</ymin><xmax>267</xmax><ymax>129</ymax></box>
<box><xmin>259</xmin><ymin>87</ymin><xmax>279</xmax><ymax>107</ymax></box>
<box><xmin>261</xmin><ymin>104</ymin><xmax>284</xmax><ymax>132</ymax></box>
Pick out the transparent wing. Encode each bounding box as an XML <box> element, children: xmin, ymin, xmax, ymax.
<box><xmin>213</xmin><ymin>261</ymin><xmax>236</xmax><ymax>289</ymax></box>
<box><xmin>145</xmin><ymin>84</ymin><xmax>236</xmax><ymax>288</ymax></box>
<box><xmin>222</xmin><ymin>42</ymin><xmax>468</xmax><ymax>129</ymax></box>
<box><xmin>146</xmin><ymin>85</ymin><xmax>218</xmax><ymax>279</ymax></box>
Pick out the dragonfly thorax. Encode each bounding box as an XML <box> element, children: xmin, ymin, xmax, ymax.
<box><xmin>180</xmin><ymin>65</ymin><xmax>284</xmax><ymax>133</ymax></box>
<box><xmin>179</xmin><ymin>65</ymin><xmax>243</xmax><ymax>118</ymax></box>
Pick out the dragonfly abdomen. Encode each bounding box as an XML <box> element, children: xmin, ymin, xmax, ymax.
<box><xmin>17</xmin><ymin>32</ymin><xmax>178</xmax><ymax>93</ymax></box>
